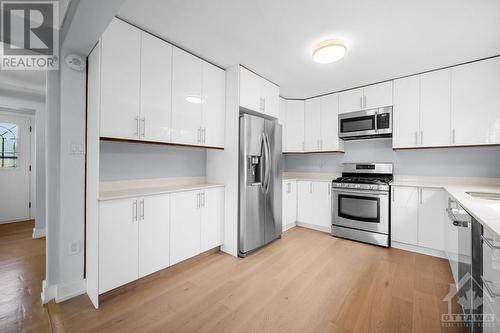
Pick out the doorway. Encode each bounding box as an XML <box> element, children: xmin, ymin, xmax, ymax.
<box><xmin>0</xmin><ymin>111</ymin><xmax>32</xmax><ymax>223</ymax></box>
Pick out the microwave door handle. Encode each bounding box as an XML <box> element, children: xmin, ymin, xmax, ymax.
<box><xmin>374</xmin><ymin>110</ymin><xmax>378</xmax><ymax>133</ymax></box>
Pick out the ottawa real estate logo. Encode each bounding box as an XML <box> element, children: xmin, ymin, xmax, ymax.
<box><xmin>1</xmin><ymin>0</ymin><xmax>59</xmax><ymax>70</ymax></box>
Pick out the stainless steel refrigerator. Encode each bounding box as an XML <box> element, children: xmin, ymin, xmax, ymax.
<box><xmin>238</xmin><ymin>113</ymin><xmax>282</xmax><ymax>257</ymax></box>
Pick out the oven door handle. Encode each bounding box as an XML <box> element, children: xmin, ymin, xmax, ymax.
<box><xmin>332</xmin><ymin>189</ymin><xmax>388</xmax><ymax>196</ymax></box>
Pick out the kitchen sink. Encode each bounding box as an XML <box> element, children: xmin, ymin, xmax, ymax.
<box><xmin>466</xmin><ymin>192</ymin><xmax>500</xmax><ymax>201</ymax></box>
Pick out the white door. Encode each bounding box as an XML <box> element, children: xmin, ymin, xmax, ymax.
<box><xmin>170</xmin><ymin>190</ymin><xmax>201</xmax><ymax>264</ymax></box>
<box><xmin>284</xmin><ymin>100</ymin><xmax>305</xmax><ymax>152</ymax></box>
<box><xmin>363</xmin><ymin>81</ymin><xmax>393</xmax><ymax>109</ymax></box>
<box><xmin>320</xmin><ymin>93</ymin><xmax>341</xmax><ymax>151</ymax></box>
<box><xmin>140</xmin><ymin>32</ymin><xmax>173</xmax><ymax>143</ymax></box>
<box><xmin>391</xmin><ymin>186</ymin><xmax>418</xmax><ymax>245</ymax></box>
<box><xmin>304</xmin><ymin>98</ymin><xmax>321</xmax><ymax>151</ymax></box>
<box><xmin>138</xmin><ymin>194</ymin><xmax>170</xmax><ymax>278</ymax></box>
<box><xmin>312</xmin><ymin>182</ymin><xmax>331</xmax><ymax>229</ymax></box>
<box><xmin>339</xmin><ymin>87</ymin><xmax>363</xmax><ymax>114</ymax></box>
<box><xmin>99</xmin><ymin>198</ymin><xmax>138</xmax><ymax>293</ymax></box>
<box><xmin>200</xmin><ymin>187</ymin><xmax>224</xmax><ymax>252</ymax></box>
<box><xmin>420</xmin><ymin>69</ymin><xmax>451</xmax><ymax>146</ymax></box>
<box><xmin>297</xmin><ymin>181</ymin><xmax>313</xmax><ymax>224</ymax></box>
<box><xmin>201</xmin><ymin>62</ymin><xmax>226</xmax><ymax>148</ymax></box>
<box><xmin>451</xmin><ymin>57</ymin><xmax>500</xmax><ymax>145</ymax></box>
<box><xmin>100</xmin><ymin>18</ymin><xmax>141</xmax><ymax>139</ymax></box>
<box><xmin>0</xmin><ymin>113</ymin><xmax>31</xmax><ymax>223</ymax></box>
<box><xmin>282</xmin><ymin>181</ymin><xmax>297</xmax><ymax>228</ymax></box>
<box><xmin>418</xmin><ymin>188</ymin><xmax>445</xmax><ymax>251</ymax></box>
<box><xmin>392</xmin><ymin>76</ymin><xmax>420</xmax><ymax>148</ymax></box>
<box><xmin>239</xmin><ymin>67</ymin><xmax>261</xmax><ymax>112</ymax></box>
<box><xmin>171</xmin><ymin>48</ymin><xmax>203</xmax><ymax>145</ymax></box>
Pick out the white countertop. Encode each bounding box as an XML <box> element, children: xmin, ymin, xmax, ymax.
<box><xmin>391</xmin><ymin>177</ymin><xmax>500</xmax><ymax>236</ymax></box>
<box><xmin>99</xmin><ymin>177</ymin><xmax>224</xmax><ymax>201</ymax></box>
<box><xmin>283</xmin><ymin>172</ymin><xmax>339</xmax><ymax>182</ymax></box>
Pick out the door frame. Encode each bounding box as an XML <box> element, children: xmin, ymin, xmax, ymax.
<box><xmin>0</xmin><ymin>108</ymin><xmax>35</xmax><ymax>222</ymax></box>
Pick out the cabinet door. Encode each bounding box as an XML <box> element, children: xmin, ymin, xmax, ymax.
<box><xmin>393</xmin><ymin>76</ymin><xmax>420</xmax><ymax>148</ymax></box>
<box><xmin>279</xmin><ymin>98</ymin><xmax>287</xmax><ymax>149</ymax></box>
<box><xmin>391</xmin><ymin>186</ymin><xmax>418</xmax><ymax>245</ymax></box>
<box><xmin>99</xmin><ymin>198</ymin><xmax>138</xmax><ymax>293</ymax></box>
<box><xmin>202</xmin><ymin>62</ymin><xmax>226</xmax><ymax>148</ymax></box>
<box><xmin>200</xmin><ymin>187</ymin><xmax>224</xmax><ymax>252</ymax></box>
<box><xmin>297</xmin><ymin>181</ymin><xmax>313</xmax><ymax>224</ymax></box>
<box><xmin>304</xmin><ymin>98</ymin><xmax>321</xmax><ymax>151</ymax></box>
<box><xmin>339</xmin><ymin>88</ymin><xmax>363</xmax><ymax>114</ymax></box>
<box><xmin>170</xmin><ymin>190</ymin><xmax>201</xmax><ymax>265</ymax></box>
<box><xmin>138</xmin><ymin>194</ymin><xmax>170</xmax><ymax>278</ymax></box>
<box><xmin>451</xmin><ymin>57</ymin><xmax>500</xmax><ymax>145</ymax></box>
<box><xmin>140</xmin><ymin>32</ymin><xmax>173</xmax><ymax>142</ymax></box>
<box><xmin>100</xmin><ymin>19</ymin><xmax>141</xmax><ymax>139</ymax></box>
<box><xmin>262</xmin><ymin>80</ymin><xmax>280</xmax><ymax>118</ymax></box>
<box><xmin>282</xmin><ymin>181</ymin><xmax>297</xmax><ymax>228</ymax></box>
<box><xmin>418</xmin><ymin>188</ymin><xmax>445</xmax><ymax>251</ymax></box>
<box><xmin>363</xmin><ymin>81</ymin><xmax>393</xmax><ymax>109</ymax></box>
<box><xmin>312</xmin><ymin>182</ymin><xmax>332</xmax><ymax>229</ymax></box>
<box><xmin>420</xmin><ymin>69</ymin><xmax>451</xmax><ymax>147</ymax></box>
<box><xmin>320</xmin><ymin>93</ymin><xmax>342</xmax><ymax>151</ymax></box>
<box><xmin>285</xmin><ymin>100</ymin><xmax>305</xmax><ymax>152</ymax></box>
<box><xmin>239</xmin><ymin>67</ymin><xmax>261</xmax><ymax>112</ymax></box>
<box><xmin>171</xmin><ymin>48</ymin><xmax>203</xmax><ymax>145</ymax></box>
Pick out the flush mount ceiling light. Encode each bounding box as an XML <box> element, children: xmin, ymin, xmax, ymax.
<box><xmin>312</xmin><ymin>39</ymin><xmax>346</xmax><ymax>64</ymax></box>
<box><xmin>185</xmin><ymin>95</ymin><xmax>205</xmax><ymax>104</ymax></box>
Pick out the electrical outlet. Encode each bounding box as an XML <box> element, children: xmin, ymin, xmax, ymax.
<box><xmin>69</xmin><ymin>242</ymin><xmax>79</xmax><ymax>255</ymax></box>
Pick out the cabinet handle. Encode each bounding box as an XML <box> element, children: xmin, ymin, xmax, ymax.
<box><xmin>328</xmin><ymin>185</ymin><xmax>331</xmax><ymax>196</ymax></box>
<box><xmin>452</xmin><ymin>128</ymin><xmax>455</xmax><ymax>144</ymax></box>
<box><xmin>203</xmin><ymin>128</ymin><xmax>206</xmax><ymax>144</ymax></box>
<box><xmin>202</xmin><ymin>192</ymin><xmax>205</xmax><ymax>208</ymax></box>
<box><xmin>140</xmin><ymin>199</ymin><xmax>145</xmax><ymax>220</ymax></box>
<box><xmin>481</xmin><ymin>276</ymin><xmax>500</xmax><ymax>298</ymax></box>
<box><xmin>320</xmin><ymin>139</ymin><xmax>323</xmax><ymax>150</ymax></box>
<box><xmin>359</xmin><ymin>96</ymin><xmax>363</xmax><ymax>109</ymax></box>
<box><xmin>420</xmin><ymin>131</ymin><xmax>423</xmax><ymax>145</ymax></box>
<box><xmin>309</xmin><ymin>183</ymin><xmax>312</xmax><ymax>194</ymax></box>
<box><xmin>133</xmin><ymin>200</ymin><xmax>138</xmax><ymax>222</ymax></box>
<box><xmin>363</xmin><ymin>95</ymin><xmax>366</xmax><ymax>109</ymax></box>
<box><xmin>481</xmin><ymin>235</ymin><xmax>500</xmax><ymax>250</ymax></box>
<box><xmin>419</xmin><ymin>188</ymin><xmax>422</xmax><ymax>205</ymax></box>
<box><xmin>392</xmin><ymin>187</ymin><xmax>395</xmax><ymax>202</ymax></box>
<box><xmin>414</xmin><ymin>131</ymin><xmax>418</xmax><ymax>145</ymax></box>
<box><xmin>135</xmin><ymin>116</ymin><xmax>140</xmax><ymax>137</ymax></box>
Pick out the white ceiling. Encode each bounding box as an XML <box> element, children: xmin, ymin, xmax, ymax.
<box><xmin>119</xmin><ymin>0</ymin><xmax>500</xmax><ymax>99</ymax></box>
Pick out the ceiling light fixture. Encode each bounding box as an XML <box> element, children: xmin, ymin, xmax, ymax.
<box><xmin>185</xmin><ymin>95</ymin><xmax>205</xmax><ymax>104</ymax></box>
<box><xmin>312</xmin><ymin>39</ymin><xmax>346</xmax><ymax>64</ymax></box>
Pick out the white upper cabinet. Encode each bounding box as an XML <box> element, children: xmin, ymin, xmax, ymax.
<box><xmin>339</xmin><ymin>82</ymin><xmax>393</xmax><ymax>114</ymax></box>
<box><xmin>239</xmin><ymin>66</ymin><xmax>279</xmax><ymax>118</ymax></box>
<box><xmin>363</xmin><ymin>81</ymin><xmax>393</xmax><ymax>110</ymax></box>
<box><xmin>320</xmin><ymin>93</ymin><xmax>343</xmax><ymax>152</ymax></box>
<box><xmin>201</xmin><ymin>62</ymin><xmax>226</xmax><ymax>148</ymax></box>
<box><xmin>420</xmin><ymin>69</ymin><xmax>451</xmax><ymax>146</ymax></box>
<box><xmin>451</xmin><ymin>57</ymin><xmax>500</xmax><ymax>145</ymax></box>
<box><xmin>100</xmin><ymin>18</ymin><xmax>141</xmax><ymax>139</ymax></box>
<box><xmin>283</xmin><ymin>100</ymin><xmax>305</xmax><ymax>152</ymax></box>
<box><xmin>171</xmin><ymin>48</ymin><xmax>203</xmax><ymax>145</ymax></box>
<box><xmin>140</xmin><ymin>32</ymin><xmax>173</xmax><ymax>143</ymax></box>
<box><xmin>393</xmin><ymin>75</ymin><xmax>420</xmax><ymax>148</ymax></box>
<box><xmin>339</xmin><ymin>87</ymin><xmax>364</xmax><ymax>114</ymax></box>
<box><xmin>304</xmin><ymin>97</ymin><xmax>322</xmax><ymax>151</ymax></box>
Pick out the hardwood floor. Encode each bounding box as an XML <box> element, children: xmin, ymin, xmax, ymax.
<box><xmin>0</xmin><ymin>223</ymin><xmax>465</xmax><ymax>332</ymax></box>
<box><xmin>0</xmin><ymin>220</ymin><xmax>51</xmax><ymax>332</ymax></box>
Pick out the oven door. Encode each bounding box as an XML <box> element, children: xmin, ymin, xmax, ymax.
<box><xmin>332</xmin><ymin>188</ymin><xmax>389</xmax><ymax>234</ymax></box>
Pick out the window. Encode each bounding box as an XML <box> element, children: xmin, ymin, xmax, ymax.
<box><xmin>0</xmin><ymin>123</ymin><xmax>19</xmax><ymax>168</ymax></box>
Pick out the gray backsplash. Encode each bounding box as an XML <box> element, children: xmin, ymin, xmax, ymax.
<box><xmin>284</xmin><ymin>139</ymin><xmax>500</xmax><ymax>177</ymax></box>
<box><xmin>100</xmin><ymin>141</ymin><xmax>207</xmax><ymax>181</ymax></box>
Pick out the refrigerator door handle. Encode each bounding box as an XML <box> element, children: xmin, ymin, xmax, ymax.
<box><xmin>262</xmin><ymin>133</ymin><xmax>271</xmax><ymax>193</ymax></box>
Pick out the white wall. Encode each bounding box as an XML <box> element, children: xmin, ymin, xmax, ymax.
<box><xmin>0</xmin><ymin>95</ymin><xmax>46</xmax><ymax>234</ymax></box>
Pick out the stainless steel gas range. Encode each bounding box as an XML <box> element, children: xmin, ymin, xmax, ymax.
<box><xmin>331</xmin><ymin>163</ymin><xmax>393</xmax><ymax>247</ymax></box>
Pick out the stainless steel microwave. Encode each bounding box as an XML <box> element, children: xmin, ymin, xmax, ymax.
<box><xmin>338</xmin><ymin>107</ymin><xmax>392</xmax><ymax>140</ymax></box>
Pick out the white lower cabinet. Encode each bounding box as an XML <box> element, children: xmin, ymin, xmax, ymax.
<box><xmin>282</xmin><ymin>181</ymin><xmax>297</xmax><ymax>230</ymax></box>
<box><xmin>98</xmin><ymin>187</ymin><xmax>224</xmax><ymax>294</ymax></box>
<box><xmin>297</xmin><ymin>181</ymin><xmax>331</xmax><ymax>231</ymax></box>
<box><xmin>482</xmin><ymin>227</ymin><xmax>500</xmax><ymax>330</ymax></box>
<box><xmin>391</xmin><ymin>186</ymin><xmax>446</xmax><ymax>252</ymax></box>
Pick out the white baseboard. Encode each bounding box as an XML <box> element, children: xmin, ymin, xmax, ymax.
<box><xmin>296</xmin><ymin>222</ymin><xmax>331</xmax><ymax>234</ymax></box>
<box><xmin>32</xmin><ymin>227</ymin><xmax>45</xmax><ymax>239</ymax></box>
<box><xmin>41</xmin><ymin>279</ymin><xmax>87</xmax><ymax>304</ymax></box>
<box><xmin>391</xmin><ymin>241</ymin><xmax>446</xmax><ymax>259</ymax></box>
<box><xmin>282</xmin><ymin>222</ymin><xmax>296</xmax><ymax>232</ymax></box>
